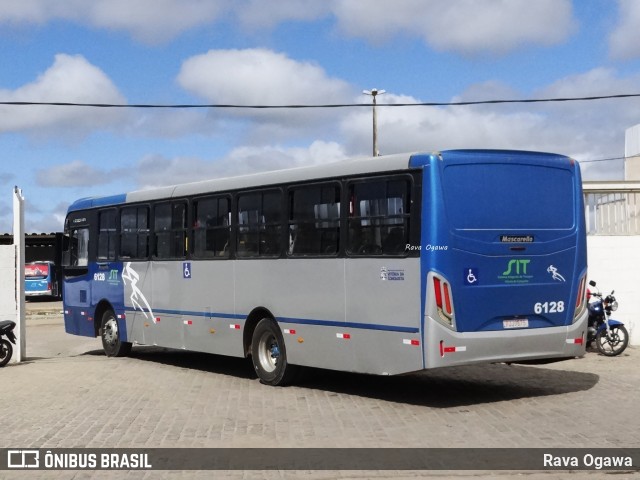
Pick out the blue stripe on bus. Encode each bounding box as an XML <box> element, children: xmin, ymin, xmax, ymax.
<box><xmin>277</xmin><ymin>317</ymin><xmax>419</xmax><ymax>334</ymax></box>
<box><xmin>123</xmin><ymin>307</ymin><xmax>418</xmax><ymax>334</ymax></box>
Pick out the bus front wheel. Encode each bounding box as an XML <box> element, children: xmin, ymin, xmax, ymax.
<box><xmin>100</xmin><ymin>310</ymin><xmax>132</xmax><ymax>357</ymax></box>
<box><xmin>251</xmin><ymin>318</ymin><xmax>297</xmax><ymax>386</ymax></box>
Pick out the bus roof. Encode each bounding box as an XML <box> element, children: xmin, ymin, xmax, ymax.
<box><xmin>68</xmin><ymin>151</ymin><xmax>421</xmax><ymax>211</ymax></box>
<box><xmin>67</xmin><ymin>149</ymin><xmax>573</xmax><ymax>212</ymax></box>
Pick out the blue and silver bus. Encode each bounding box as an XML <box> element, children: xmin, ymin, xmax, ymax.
<box><xmin>62</xmin><ymin>150</ymin><xmax>588</xmax><ymax>385</ymax></box>
<box><xmin>25</xmin><ymin>261</ymin><xmax>60</xmax><ymax>298</ymax></box>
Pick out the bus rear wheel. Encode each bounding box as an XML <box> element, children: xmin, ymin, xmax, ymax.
<box><xmin>251</xmin><ymin>318</ymin><xmax>297</xmax><ymax>386</ymax></box>
<box><xmin>100</xmin><ymin>309</ymin><xmax>132</xmax><ymax>357</ymax></box>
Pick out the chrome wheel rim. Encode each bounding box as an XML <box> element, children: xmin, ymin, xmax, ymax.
<box><xmin>103</xmin><ymin>317</ymin><xmax>118</xmax><ymax>346</ymax></box>
<box><xmin>257</xmin><ymin>331</ymin><xmax>279</xmax><ymax>373</ymax></box>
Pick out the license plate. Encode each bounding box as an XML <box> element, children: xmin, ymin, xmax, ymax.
<box><xmin>503</xmin><ymin>318</ymin><xmax>529</xmax><ymax>329</ymax></box>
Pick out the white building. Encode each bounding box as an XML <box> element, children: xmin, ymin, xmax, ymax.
<box><xmin>625</xmin><ymin>123</ymin><xmax>640</xmax><ymax>180</ymax></box>
<box><xmin>581</xmin><ymin>124</ymin><xmax>640</xmax><ymax>347</ymax></box>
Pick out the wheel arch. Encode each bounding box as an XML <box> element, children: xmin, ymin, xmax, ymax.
<box><xmin>243</xmin><ymin>306</ymin><xmax>276</xmax><ymax>357</ymax></box>
<box><xmin>93</xmin><ymin>299</ymin><xmax>115</xmax><ymax>337</ymax></box>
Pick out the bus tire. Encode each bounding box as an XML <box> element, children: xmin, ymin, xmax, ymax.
<box><xmin>100</xmin><ymin>309</ymin><xmax>132</xmax><ymax>357</ymax></box>
<box><xmin>251</xmin><ymin>318</ymin><xmax>297</xmax><ymax>386</ymax></box>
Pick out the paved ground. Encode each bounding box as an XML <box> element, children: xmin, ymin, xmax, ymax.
<box><xmin>0</xmin><ymin>301</ymin><xmax>638</xmax><ymax>479</ymax></box>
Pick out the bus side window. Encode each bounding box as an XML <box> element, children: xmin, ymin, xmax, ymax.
<box><xmin>288</xmin><ymin>184</ymin><xmax>340</xmax><ymax>256</ymax></box>
<box><xmin>154</xmin><ymin>202</ymin><xmax>186</xmax><ymax>259</ymax></box>
<box><xmin>237</xmin><ymin>190</ymin><xmax>282</xmax><ymax>258</ymax></box>
<box><xmin>347</xmin><ymin>178</ymin><xmax>410</xmax><ymax>256</ymax></box>
<box><xmin>120</xmin><ymin>206</ymin><xmax>149</xmax><ymax>259</ymax></box>
<box><xmin>193</xmin><ymin>196</ymin><xmax>230</xmax><ymax>258</ymax></box>
<box><xmin>97</xmin><ymin>209</ymin><xmax>117</xmax><ymax>261</ymax></box>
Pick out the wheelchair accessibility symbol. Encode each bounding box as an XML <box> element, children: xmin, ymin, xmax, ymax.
<box><xmin>183</xmin><ymin>262</ymin><xmax>191</xmax><ymax>279</ymax></box>
<box><xmin>464</xmin><ymin>268</ymin><xmax>479</xmax><ymax>285</ymax></box>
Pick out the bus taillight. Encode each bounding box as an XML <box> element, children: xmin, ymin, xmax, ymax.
<box><xmin>433</xmin><ymin>275</ymin><xmax>454</xmax><ymax>326</ymax></box>
<box><xmin>574</xmin><ymin>274</ymin><xmax>587</xmax><ymax>322</ymax></box>
<box><xmin>443</xmin><ymin>283</ymin><xmax>452</xmax><ymax>315</ymax></box>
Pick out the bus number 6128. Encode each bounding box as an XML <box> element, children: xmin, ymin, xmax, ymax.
<box><xmin>534</xmin><ymin>301</ymin><xmax>565</xmax><ymax>314</ymax></box>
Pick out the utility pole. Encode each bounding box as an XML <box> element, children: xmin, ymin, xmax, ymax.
<box><xmin>363</xmin><ymin>88</ymin><xmax>385</xmax><ymax>156</ymax></box>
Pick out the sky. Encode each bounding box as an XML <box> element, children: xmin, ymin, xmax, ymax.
<box><xmin>1</xmin><ymin>0</ymin><xmax>640</xmax><ymax>233</ymax></box>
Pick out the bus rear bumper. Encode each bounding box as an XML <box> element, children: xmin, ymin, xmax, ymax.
<box><xmin>26</xmin><ymin>290</ymin><xmax>53</xmax><ymax>297</ymax></box>
<box><xmin>423</xmin><ymin>311</ymin><xmax>588</xmax><ymax>369</ymax></box>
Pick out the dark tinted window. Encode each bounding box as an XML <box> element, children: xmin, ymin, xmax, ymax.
<box><xmin>97</xmin><ymin>209</ymin><xmax>117</xmax><ymax>260</ymax></box>
<box><xmin>193</xmin><ymin>196</ymin><xmax>231</xmax><ymax>258</ymax></box>
<box><xmin>348</xmin><ymin>178</ymin><xmax>410</xmax><ymax>256</ymax></box>
<box><xmin>288</xmin><ymin>184</ymin><xmax>340</xmax><ymax>256</ymax></box>
<box><xmin>237</xmin><ymin>190</ymin><xmax>282</xmax><ymax>257</ymax></box>
<box><xmin>154</xmin><ymin>202</ymin><xmax>187</xmax><ymax>259</ymax></box>
<box><xmin>120</xmin><ymin>206</ymin><xmax>149</xmax><ymax>259</ymax></box>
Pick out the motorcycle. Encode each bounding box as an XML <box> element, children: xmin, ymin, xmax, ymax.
<box><xmin>586</xmin><ymin>281</ymin><xmax>629</xmax><ymax>356</ymax></box>
<box><xmin>0</xmin><ymin>320</ymin><xmax>16</xmax><ymax>367</ymax></box>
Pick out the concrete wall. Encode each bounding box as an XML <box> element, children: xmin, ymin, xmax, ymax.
<box><xmin>588</xmin><ymin>235</ymin><xmax>640</xmax><ymax>345</ymax></box>
<box><xmin>0</xmin><ymin>245</ymin><xmax>16</xmax><ymax>322</ymax></box>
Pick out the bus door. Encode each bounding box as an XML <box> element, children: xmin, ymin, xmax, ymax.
<box><xmin>92</xmin><ymin>208</ymin><xmax>127</xmax><ymax>334</ymax></box>
<box><xmin>429</xmin><ymin>152</ymin><xmax>586</xmax><ymax>334</ymax></box>
<box><xmin>62</xmin><ymin>213</ymin><xmax>94</xmax><ymax>337</ymax></box>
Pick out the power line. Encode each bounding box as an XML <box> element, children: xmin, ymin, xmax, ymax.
<box><xmin>1</xmin><ymin>92</ymin><xmax>640</xmax><ymax>109</ymax></box>
<box><xmin>580</xmin><ymin>154</ymin><xmax>640</xmax><ymax>164</ymax></box>
<box><xmin>2</xmin><ymin>95</ymin><xmax>639</xmax><ymax>166</ymax></box>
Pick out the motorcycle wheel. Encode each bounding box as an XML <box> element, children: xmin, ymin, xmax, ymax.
<box><xmin>0</xmin><ymin>339</ymin><xmax>13</xmax><ymax>367</ymax></box>
<box><xmin>595</xmin><ymin>325</ymin><xmax>629</xmax><ymax>356</ymax></box>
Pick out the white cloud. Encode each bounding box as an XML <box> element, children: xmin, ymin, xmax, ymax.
<box><xmin>341</xmin><ymin>93</ymin><xmax>547</xmax><ymax>157</ymax></box>
<box><xmin>234</xmin><ymin>0</ymin><xmax>331</xmax><ymax>29</ymax></box>
<box><xmin>24</xmin><ymin>200</ymin><xmax>69</xmax><ymax>233</ymax></box>
<box><xmin>339</xmin><ymin>71</ymin><xmax>637</xmax><ymax>181</ymax></box>
<box><xmin>0</xmin><ymin>0</ymin><xmax>229</xmax><ymax>44</ymax></box>
<box><xmin>177</xmin><ymin>48</ymin><xmax>353</xmax><ymax>140</ymax></box>
<box><xmin>0</xmin><ymin>0</ymin><xmax>576</xmax><ymax>54</ymax></box>
<box><xmin>134</xmin><ymin>141</ymin><xmax>347</xmax><ymax>189</ymax></box>
<box><xmin>537</xmin><ymin>67</ymin><xmax>640</xmax><ymax>98</ymax></box>
<box><xmin>609</xmin><ymin>0</ymin><xmax>640</xmax><ymax>60</ymax></box>
<box><xmin>178</xmin><ymin>48</ymin><xmax>352</xmax><ymax>105</ymax></box>
<box><xmin>0</xmin><ymin>54</ymin><xmax>128</xmax><ymax>135</ymax></box>
<box><xmin>35</xmin><ymin>159</ymin><xmax>124</xmax><ymax>187</ymax></box>
<box><xmin>331</xmin><ymin>0</ymin><xmax>576</xmax><ymax>55</ymax></box>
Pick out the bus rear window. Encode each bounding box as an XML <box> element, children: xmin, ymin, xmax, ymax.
<box><xmin>443</xmin><ymin>163</ymin><xmax>575</xmax><ymax>230</ymax></box>
<box><xmin>26</xmin><ymin>263</ymin><xmax>49</xmax><ymax>278</ymax></box>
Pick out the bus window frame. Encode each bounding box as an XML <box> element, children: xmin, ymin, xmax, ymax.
<box><xmin>235</xmin><ymin>187</ymin><xmax>284</xmax><ymax>259</ymax></box>
<box><xmin>119</xmin><ymin>204</ymin><xmax>151</xmax><ymax>261</ymax></box>
<box><xmin>97</xmin><ymin>208</ymin><xmax>118</xmax><ymax>262</ymax></box>
<box><xmin>345</xmin><ymin>173</ymin><xmax>416</xmax><ymax>258</ymax></box>
<box><xmin>191</xmin><ymin>194</ymin><xmax>232</xmax><ymax>260</ymax></box>
<box><xmin>152</xmin><ymin>199</ymin><xmax>189</xmax><ymax>260</ymax></box>
<box><xmin>286</xmin><ymin>180</ymin><xmax>341</xmax><ymax>259</ymax></box>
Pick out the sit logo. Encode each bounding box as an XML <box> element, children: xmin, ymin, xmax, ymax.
<box><xmin>498</xmin><ymin>259</ymin><xmax>533</xmax><ymax>284</ymax></box>
<box><xmin>502</xmin><ymin>259</ymin><xmax>530</xmax><ymax>276</ymax></box>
